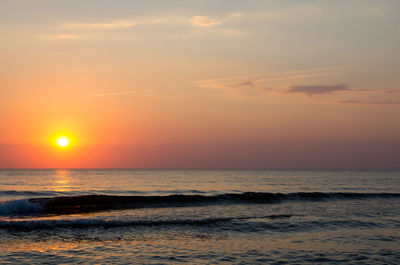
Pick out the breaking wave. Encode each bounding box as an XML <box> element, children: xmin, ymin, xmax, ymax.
<box><xmin>0</xmin><ymin>199</ymin><xmax>42</xmax><ymax>215</ymax></box>
<box><xmin>1</xmin><ymin>192</ymin><xmax>399</xmax><ymax>216</ymax></box>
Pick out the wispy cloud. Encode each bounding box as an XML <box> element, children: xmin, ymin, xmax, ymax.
<box><xmin>195</xmin><ymin>68</ymin><xmax>336</xmax><ymax>93</ymax></box>
<box><xmin>88</xmin><ymin>89</ymin><xmax>153</xmax><ymax>98</ymax></box>
<box><xmin>59</xmin><ymin>12</ymin><xmax>241</xmax><ymax>31</ymax></box>
<box><xmin>384</xmin><ymin>89</ymin><xmax>400</xmax><ymax>94</ymax></box>
<box><xmin>287</xmin><ymin>84</ymin><xmax>349</xmax><ymax>96</ymax></box>
<box><xmin>338</xmin><ymin>99</ymin><xmax>400</xmax><ymax>106</ymax></box>
<box><xmin>38</xmin><ymin>33</ymin><xmax>90</xmax><ymax>40</ymax></box>
<box><xmin>46</xmin><ymin>12</ymin><xmax>243</xmax><ymax>42</ymax></box>
<box><xmin>237</xmin><ymin>79</ymin><xmax>256</xmax><ymax>87</ymax></box>
<box><xmin>190</xmin><ymin>16</ymin><xmax>222</xmax><ymax>28</ymax></box>
<box><xmin>61</xmin><ymin>20</ymin><xmax>135</xmax><ymax>30</ymax></box>
<box><xmin>200</xmin><ymin>76</ymin><xmax>397</xmax><ymax>105</ymax></box>
<box><xmin>196</xmin><ymin>76</ymin><xmax>271</xmax><ymax>92</ymax></box>
<box><xmin>369</xmin><ymin>7</ymin><xmax>388</xmax><ymax>18</ymax></box>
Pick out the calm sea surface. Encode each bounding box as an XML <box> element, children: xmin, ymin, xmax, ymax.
<box><xmin>1</xmin><ymin>169</ymin><xmax>400</xmax><ymax>264</ymax></box>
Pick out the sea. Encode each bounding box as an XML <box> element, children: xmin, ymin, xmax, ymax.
<box><xmin>0</xmin><ymin>169</ymin><xmax>399</xmax><ymax>264</ymax></box>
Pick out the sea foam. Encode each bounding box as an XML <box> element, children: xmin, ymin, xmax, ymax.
<box><xmin>0</xmin><ymin>199</ymin><xmax>42</xmax><ymax>216</ymax></box>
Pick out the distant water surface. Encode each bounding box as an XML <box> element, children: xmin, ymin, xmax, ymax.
<box><xmin>1</xmin><ymin>169</ymin><xmax>399</xmax><ymax>264</ymax></box>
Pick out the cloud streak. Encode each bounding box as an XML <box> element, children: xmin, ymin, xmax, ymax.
<box><xmin>287</xmin><ymin>84</ymin><xmax>349</xmax><ymax>96</ymax></box>
<box><xmin>196</xmin><ymin>76</ymin><xmax>271</xmax><ymax>92</ymax></box>
<box><xmin>195</xmin><ymin>68</ymin><xmax>337</xmax><ymax>93</ymax></box>
<box><xmin>338</xmin><ymin>99</ymin><xmax>400</xmax><ymax>106</ymax></box>
<box><xmin>190</xmin><ymin>16</ymin><xmax>222</xmax><ymax>27</ymax></box>
<box><xmin>47</xmin><ymin>12</ymin><xmax>244</xmax><ymax>42</ymax></box>
<box><xmin>41</xmin><ymin>34</ymin><xmax>87</xmax><ymax>40</ymax></box>
<box><xmin>60</xmin><ymin>12</ymin><xmax>240</xmax><ymax>31</ymax></box>
<box><xmin>88</xmin><ymin>90</ymin><xmax>154</xmax><ymax>98</ymax></box>
<box><xmin>61</xmin><ymin>20</ymin><xmax>135</xmax><ymax>30</ymax></box>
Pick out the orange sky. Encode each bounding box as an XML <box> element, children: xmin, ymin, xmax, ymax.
<box><xmin>1</xmin><ymin>0</ymin><xmax>399</xmax><ymax>169</ymax></box>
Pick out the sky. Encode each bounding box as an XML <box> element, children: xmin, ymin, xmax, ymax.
<box><xmin>0</xmin><ymin>0</ymin><xmax>399</xmax><ymax>169</ymax></box>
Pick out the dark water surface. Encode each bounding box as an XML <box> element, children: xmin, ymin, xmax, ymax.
<box><xmin>1</xmin><ymin>169</ymin><xmax>400</xmax><ymax>264</ymax></box>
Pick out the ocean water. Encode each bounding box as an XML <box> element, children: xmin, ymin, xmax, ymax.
<box><xmin>0</xmin><ymin>169</ymin><xmax>399</xmax><ymax>264</ymax></box>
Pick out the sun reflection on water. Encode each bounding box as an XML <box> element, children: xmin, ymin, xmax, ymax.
<box><xmin>52</xmin><ymin>170</ymin><xmax>73</xmax><ymax>192</ymax></box>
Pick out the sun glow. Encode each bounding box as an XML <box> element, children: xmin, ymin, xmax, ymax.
<box><xmin>50</xmin><ymin>131</ymin><xmax>77</xmax><ymax>150</ymax></box>
<box><xmin>57</xmin><ymin>137</ymin><xmax>70</xmax><ymax>147</ymax></box>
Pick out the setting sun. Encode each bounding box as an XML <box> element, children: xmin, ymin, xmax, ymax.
<box><xmin>57</xmin><ymin>137</ymin><xmax>70</xmax><ymax>147</ymax></box>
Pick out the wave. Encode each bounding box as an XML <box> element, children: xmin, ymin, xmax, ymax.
<box><xmin>0</xmin><ymin>189</ymin><xmax>215</xmax><ymax>197</ymax></box>
<box><xmin>1</xmin><ymin>192</ymin><xmax>400</xmax><ymax>216</ymax></box>
<box><xmin>0</xmin><ymin>215</ymin><xmax>388</xmax><ymax>232</ymax></box>
<box><xmin>0</xmin><ymin>199</ymin><xmax>42</xmax><ymax>215</ymax></box>
<box><xmin>0</xmin><ymin>190</ymin><xmax>59</xmax><ymax>197</ymax></box>
<box><xmin>0</xmin><ymin>215</ymin><xmax>296</xmax><ymax>230</ymax></box>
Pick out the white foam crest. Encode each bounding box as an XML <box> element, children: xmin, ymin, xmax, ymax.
<box><xmin>0</xmin><ymin>199</ymin><xmax>42</xmax><ymax>216</ymax></box>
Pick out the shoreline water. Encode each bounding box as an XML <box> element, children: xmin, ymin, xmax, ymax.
<box><xmin>1</xmin><ymin>169</ymin><xmax>399</xmax><ymax>264</ymax></box>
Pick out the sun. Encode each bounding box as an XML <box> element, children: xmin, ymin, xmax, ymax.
<box><xmin>57</xmin><ymin>137</ymin><xmax>70</xmax><ymax>147</ymax></box>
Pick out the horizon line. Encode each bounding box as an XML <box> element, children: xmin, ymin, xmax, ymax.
<box><xmin>0</xmin><ymin>168</ymin><xmax>399</xmax><ymax>171</ymax></box>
